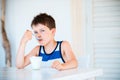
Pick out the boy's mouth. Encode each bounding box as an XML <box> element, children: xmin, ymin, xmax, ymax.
<box><xmin>37</xmin><ymin>38</ymin><xmax>43</xmax><ymax>42</ymax></box>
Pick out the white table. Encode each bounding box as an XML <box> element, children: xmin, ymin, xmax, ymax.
<box><xmin>0</xmin><ymin>67</ymin><xmax>103</xmax><ymax>80</ymax></box>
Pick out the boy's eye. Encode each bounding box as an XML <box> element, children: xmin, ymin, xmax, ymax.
<box><xmin>34</xmin><ymin>31</ymin><xmax>38</xmax><ymax>34</ymax></box>
<box><xmin>40</xmin><ymin>30</ymin><xmax>45</xmax><ymax>32</ymax></box>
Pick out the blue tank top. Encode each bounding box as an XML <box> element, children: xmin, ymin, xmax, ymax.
<box><xmin>38</xmin><ymin>41</ymin><xmax>65</xmax><ymax>67</ymax></box>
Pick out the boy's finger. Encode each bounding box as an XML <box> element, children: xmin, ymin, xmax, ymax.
<box><xmin>51</xmin><ymin>61</ymin><xmax>60</xmax><ymax>68</ymax></box>
<box><xmin>55</xmin><ymin>64</ymin><xmax>62</xmax><ymax>71</ymax></box>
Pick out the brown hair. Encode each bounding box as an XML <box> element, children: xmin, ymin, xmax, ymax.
<box><xmin>31</xmin><ymin>13</ymin><xmax>56</xmax><ymax>30</ymax></box>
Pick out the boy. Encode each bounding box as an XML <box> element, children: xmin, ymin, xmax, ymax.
<box><xmin>16</xmin><ymin>13</ymin><xmax>78</xmax><ymax>71</ymax></box>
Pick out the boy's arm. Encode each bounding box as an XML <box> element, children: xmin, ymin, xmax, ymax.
<box><xmin>16</xmin><ymin>40</ymin><xmax>27</xmax><ymax>68</ymax></box>
<box><xmin>16</xmin><ymin>44</ymin><xmax>39</xmax><ymax>69</ymax></box>
<box><xmin>52</xmin><ymin>41</ymin><xmax>78</xmax><ymax>70</ymax></box>
<box><xmin>16</xmin><ymin>30</ymin><xmax>38</xmax><ymax>69</ymax></box>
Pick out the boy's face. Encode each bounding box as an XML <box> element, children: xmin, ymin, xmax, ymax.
<box><xmin>32</xmin><ymin>24</ymin><xmax>55</xmax><ymax>46</ymax></box>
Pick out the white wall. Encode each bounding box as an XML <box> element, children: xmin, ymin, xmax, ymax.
<box><xmin>3</xmin><ymin>0</ymin><xmax>71</xmax><ymax>67</ymax></box>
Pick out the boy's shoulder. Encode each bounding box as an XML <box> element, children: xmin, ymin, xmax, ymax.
<box><xmin>60</xmin><ymin>41</ymin><xmax>73</xmax><ymax>53</ymax></box>
<box><xmin>61</xmin><ymin>40</ymin><xmax>71</xmax><ymax>47</ymax></box>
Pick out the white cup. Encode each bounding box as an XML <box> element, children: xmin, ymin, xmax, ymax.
<box><xmin>30</xmin><ymin>56</ymin><xmax>42</xmax><ymax>70</ymax></box>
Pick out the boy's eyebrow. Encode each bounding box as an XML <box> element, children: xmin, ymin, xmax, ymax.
<box><xmin>39</xmin><ymin>27</ymin><xmax>45</xmax><ymax>30</ymax></box>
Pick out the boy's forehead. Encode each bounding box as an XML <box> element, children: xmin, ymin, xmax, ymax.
<box><xmin>32</xmin><ymin>24</ymin><xmax>48</xmax><ymax>29</ymax></box>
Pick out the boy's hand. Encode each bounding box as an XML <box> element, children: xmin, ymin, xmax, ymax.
<box><xmin>51</xmin><ymin>60</ymin><xmax>64</xmax><ymax>71</ymax></box>
<box><xmin>21</xmin><ymin>30</ymin><xmax>32</xmax><ymax>43</ymax></box>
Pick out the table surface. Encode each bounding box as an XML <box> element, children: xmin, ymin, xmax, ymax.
<box><xmin>0</xmin><ymin>67</ymin><xmax>103</xmax><ymax>80</ymax></box>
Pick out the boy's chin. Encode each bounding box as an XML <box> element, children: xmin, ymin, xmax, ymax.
<box><xmin>40</xmin><ymin>44</ymin><xmax>44</xmax><ymax>46</ymax></box>
<box><xmin>38</xmin><ymin>42</ymin><xmax>45</xmax><ymax>46</ymax></box>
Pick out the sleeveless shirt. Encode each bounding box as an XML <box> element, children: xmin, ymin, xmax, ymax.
<box><xmin>38</xmin><ymin>41</ymin><xmax>65</xmax><ymax>67</ymax></box>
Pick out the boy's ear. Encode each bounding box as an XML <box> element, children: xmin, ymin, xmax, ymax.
<box><xmin>51</xmin><ymin>28</ymin><xmax>56</xmax><ymax>35</ymax></box>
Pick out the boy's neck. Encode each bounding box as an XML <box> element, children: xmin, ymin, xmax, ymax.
<box><xmin>44</xmin><ymin>40</ymin><xmax>57</xmax><ymax>54</ymax></box>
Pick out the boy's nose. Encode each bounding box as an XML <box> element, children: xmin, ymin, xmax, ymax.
<box><xmin>32</xmin><ymin>33</ymin><xmax>41</xmax><ymax>40</ymax></box>
<box><xmin>36</xmin><ymin>34</ymin><xmax>41</xmax><ymax>40</ymax></box>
